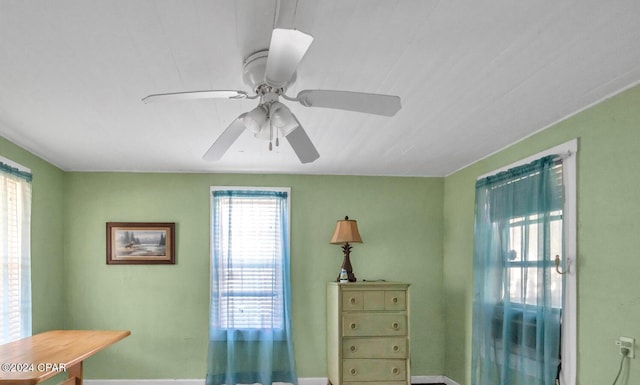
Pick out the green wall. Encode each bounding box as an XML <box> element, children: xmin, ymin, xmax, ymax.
<box><xmin>0</xmin><ymin>137</ymin><xmax>67</xmax><ymax>385</ymax></box>
<box><xmin>4</xmin><ymin>82</ymin><xmax>639</xmax><ymax>383</ymax></box>
<box><xmin>1</xmin><ymin>133</ymin><xmax>445</xmax><ymax>379</ymax></box>
<box><xmin>0</xmin><ymin>136</ymin><xmax>65</xmax><ymax>334</ymax></box>
<box><xmin>443</xmin><ymin>84</ymin><xmax>640</xmax><ymax>384</ymax></box>
<box><xmin>62</xmin><ymin>173</ymin><xmax>445</xmax><ymax>379</ymax></box>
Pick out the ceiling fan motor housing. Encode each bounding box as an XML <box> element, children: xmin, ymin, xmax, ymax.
<box><xmin>242</xmin><ymin>50</ymin><xmax>296</xmax><ymax>94</ymax></box>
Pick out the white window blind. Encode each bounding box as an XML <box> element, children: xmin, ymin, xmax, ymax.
<box><xmin>0</xmin><ymin>161</ymin><xmax>32</xmax><ymax>344</ymax></box>
<box><xmin>211</xmin><ymin>188</ymin><xmax>288</xmax><ymax>330</ymax></box>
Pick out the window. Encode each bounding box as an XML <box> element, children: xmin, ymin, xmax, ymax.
<box><xmin>206</xmin><ymin>187</ymin><xmax>297</xmax><ymax>385</ymax></box>
<box><xmin>505</xmin><ymin>210</ymin><xmax>563</xmax><ymax>308</ymax></box>
<box><xmin>210</xmin><ymin>187</ymin><xmax>290</xmax><ymax>331</ymax></box>
<box><xmin>472</xmin><ymin>140</ymin><xmax>577</xmax><ymax>385</ymax></box>
<box><xmin>0</xmin><ymin>158</ymin><xmax>32</xmax><ymax>345</ymax></box>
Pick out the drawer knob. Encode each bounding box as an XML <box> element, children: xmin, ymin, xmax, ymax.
<box><xmin>350</xmin><ymin>368</ymin><xmax>358</xmax><ymax>375</ymax></box>
<box><xmin>350</xmin><ymin>323</ymin><xmax>357</xmax><ymax>329</ymax></box>
<box><xmin>350</xmin><ymin>345</ymin><xmax>357</xmax><ymax>352</ymax></box>
<box><xmin>392</xmin><ymin>297</ymin><xmax>398</xmax><ymax>303</ymax></box>
<box><xmin>393</xmin><ymin>367</ymin><xmax>400</xmax><ymax>375</ymax></box>
<box><xmin>393</xmin><ymin>345</ymin><xmax>400</xmax><ymax>352</ymax></box>
<box><xmin>392</xmin><ymin>322</ymin><xmax>400</xmax><ymax>330</ymax></box>
<box><xmin>350</xmin><ymin>297</ymin><xmax>356</xmax><ymax>304</ymax></box>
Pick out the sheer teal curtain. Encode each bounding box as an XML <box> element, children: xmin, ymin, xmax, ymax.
<box><xmin>207</xmin><ymin>189</ymin><xmax>297</xmax><ymax>385</ymax></box>
<box><xmin>0</xmin><ymin>162</ymin><xmax>32</xmax><ymax>344</ymax></box>
<box><xmin>472</xmin><ymin>156</ymin><xmax>564</xmax><ymax>385</ymax></box>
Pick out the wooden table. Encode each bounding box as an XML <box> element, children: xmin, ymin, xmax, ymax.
<box><xmin>0</xmin><ymin>330</ymin><xmax>130</xmax><ymax>385</ymax></box>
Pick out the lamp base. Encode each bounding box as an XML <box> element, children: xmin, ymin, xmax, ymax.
<box><xmin>336</xmin><ymin>242</ymin><xmax>357</xmax><ymax>282</ymax></box>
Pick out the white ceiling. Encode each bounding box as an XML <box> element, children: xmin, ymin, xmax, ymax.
<box><xmin>1</xmin><ymin>0</ymin><xmax>639</xmax><ymax>176</ymax></box>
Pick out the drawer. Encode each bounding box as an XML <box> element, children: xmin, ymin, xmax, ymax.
<box><xmin>385</xmin><ymin>290</ymin><xmax>406</xmax><ymax>311</ymax></box>
<box><xmin>343</xmin><ymin>313</ymin><xmax>407</xmax><ymax>336</ymax></box>
<box><xmin>363</xmin><ymin>290</ymin><xmax>385</xmax><ymax>310</ymax></box>
<box><xmin>343</xmin><ymin>290</ymin><xmax>398</xmax><ymax>311</ymax></box>
<box><xmin>343</xmin><ymin>337</ymin><xmax>408</xmax><ymax>358</ymax></box>
<box><xmin>343</xmin><ymin>359</ymin><xmax>407</xmax><ymax>381</ymax></box>
<box><xmin>342</xmin><ymin>291</ymin><xmax>363</xmax><ymax>311</ymax></box>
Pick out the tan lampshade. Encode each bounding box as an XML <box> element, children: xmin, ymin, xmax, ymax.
<box><xmin>330</xmin><ymin>216</ymin><xmax>363</xmax><ymax>244</ymax></box>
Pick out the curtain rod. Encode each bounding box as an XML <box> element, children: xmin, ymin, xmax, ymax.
<box><xmin>0</xmin><ymin>155</ymin><xmax>31</xmax><ymax>174</ymax></box>
<box><xmin>477</xmin><ymin>139</ymin><xmax>578</xmax><ymax>180</ymax></box>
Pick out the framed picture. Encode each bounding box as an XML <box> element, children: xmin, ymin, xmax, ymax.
<box><xmin>106</xmin><ymin>222</ymin><xmax>175</xmax><ymax>265</ymax></box>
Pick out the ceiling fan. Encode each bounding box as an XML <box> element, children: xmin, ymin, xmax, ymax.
<box><xmin>142</xmin><ymin>28</ymin><xmax>402</xmax><ymax>164</ymax></box>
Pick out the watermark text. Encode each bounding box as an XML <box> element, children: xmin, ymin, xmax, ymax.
<box><xmin>1</xmin><ymin>362</ymin><xmax>67</xmax><ymax>373</ymax></box>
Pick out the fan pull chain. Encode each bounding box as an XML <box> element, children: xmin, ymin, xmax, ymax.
<box><xmin>269</xmin><ymin>121</ymin><xmax>273</xmax><ymax>151</ymax></box>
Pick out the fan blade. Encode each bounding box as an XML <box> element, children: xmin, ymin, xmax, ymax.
<box><xmin>285</xmin><ymin>118</ymin><xmax>319</xmax><ymax>164</ymax></box>
<box><xmin>296</xmin><ymin>90</ymin><xmax>401</xmax><ymax>116</ymax></box>
<box><xmin>265</xmin><ymin>29</ymin><xmax>313</xmax><ymax>88</ymax></box>
<box><xmin>202</xmin><ymin>114</ymin><xmax>247</xmax><ymax>161</ymax></box>
<box><xmin>142</xmin><ymin>90</ymin><xmax>248</xmax><ymax>104</ymax></box>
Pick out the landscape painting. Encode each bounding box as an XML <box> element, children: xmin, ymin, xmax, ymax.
<box><xmin>107</xmin><ymin>222</ymin><xmax>175</xmax><ymax>264</ymax></box>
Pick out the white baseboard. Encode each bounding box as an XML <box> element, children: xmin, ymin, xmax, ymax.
<box><xmin>298</xmin><ymin>378</ymin><xmax>326</xmax><ymax>385</ymax></box>
<box><xmin>86</xmin><ymin>381</ymin><xmax>202</xmax><ymax>385</ymax></box>
<box><xmin>412</xmin><ymin>375</ymin><xmax>461</xmax><ymax>385</ymax></box>
<box><xmin>86</xmin><ymin>376</ymin><xmax>460</xmax><ymax>385</ymax></box>
<box><xmin>442</xmin><ymin>377</ymin><xmax>462</xmax><ymax>385</ymax></box>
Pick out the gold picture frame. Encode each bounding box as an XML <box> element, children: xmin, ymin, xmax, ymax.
<box><xmin>106</xmin><ymin>222</ymin><xmax>175</xmax><ymax>265</ymax></box>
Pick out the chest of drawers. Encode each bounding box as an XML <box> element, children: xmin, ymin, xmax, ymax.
<box><xmin>327</xmin><ymin>281</ymin><xmax>410</xmax><ymax>385</ymax></box>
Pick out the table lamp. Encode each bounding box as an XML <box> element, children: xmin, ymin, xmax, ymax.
<box><xmin>330</xmin><ymin>216</ymin><xmax>363</xmax><ymax>282</ymax></box>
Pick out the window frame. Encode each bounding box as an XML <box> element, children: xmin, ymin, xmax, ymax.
<box><xmin>478</xmin><ymin>139</ymin><xmax>577</xmax><ymax>385</ymax></box>
<box><xmin>0</xmin><ymin>156</ymin><xmax>32</xmax><ymax>345</ymax></box>
<box><xmin>209</xmin><ymin>186</ymin><xmax>291</xmax><ymax>333</ymax></box>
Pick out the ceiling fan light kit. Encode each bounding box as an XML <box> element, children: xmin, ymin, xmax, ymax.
<box><xmin>143</xmin><ymin>28</ymin><xmax>402</xmax><ymax>164</ymax></box>
<box><xmin>243</xmin><ymin>105</ymin><xmax>269</xmax><ymax>135</ymax></box>
<box><xmin>270</xmin><ymin>102</ymin><xmax>297</xmax><ymax>135</ymax></box>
